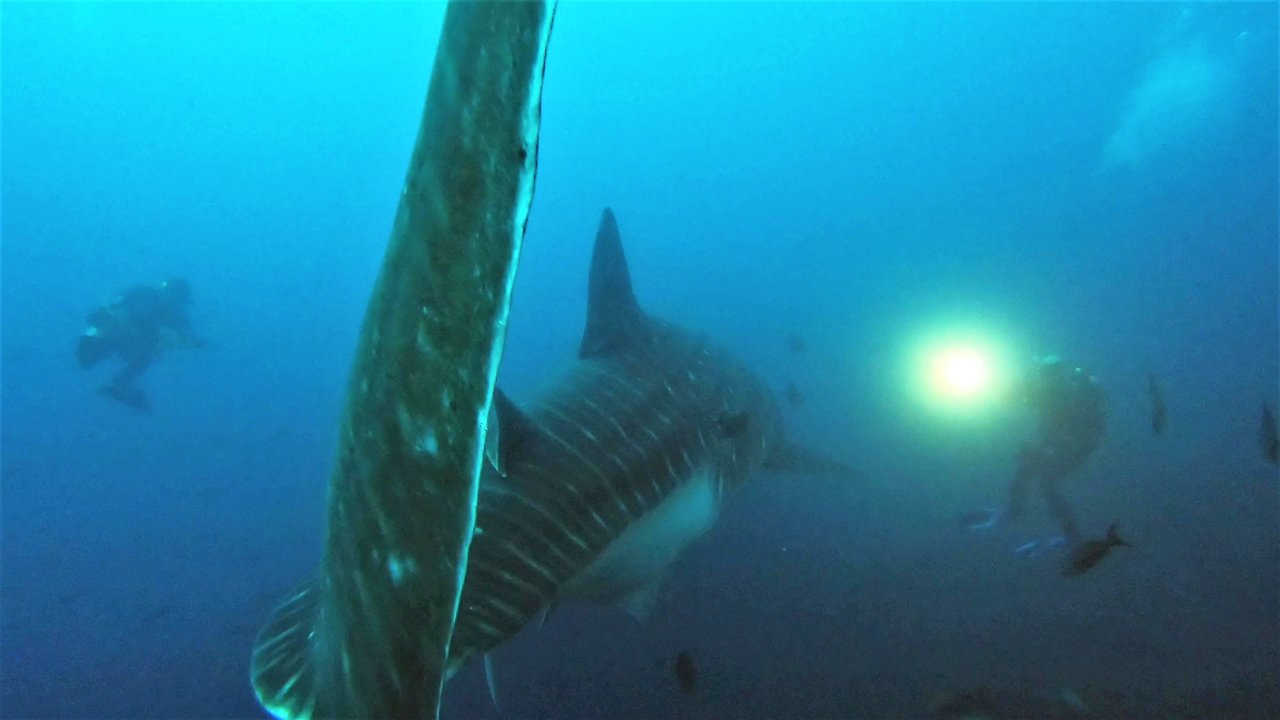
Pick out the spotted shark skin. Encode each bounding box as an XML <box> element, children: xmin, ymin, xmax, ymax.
<box><xmin>250</xmin><ymin>2</ymin><xmax>555</xmax><ymax>719</ymax></box>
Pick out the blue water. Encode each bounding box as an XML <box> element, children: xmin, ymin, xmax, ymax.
<box><xmin>3</xmin><ymin>2</ymin><xmax>1277</xmax><ymax>718</ymax></box>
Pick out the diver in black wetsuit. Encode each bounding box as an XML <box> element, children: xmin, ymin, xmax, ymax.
<box><xmin>76</xmin><ymin>277</ymin><xmax>202</xmax><ymax>411</ymax></box>
<box><xmin>963</xmin><ymin>355</ymin><xmax>1106</xmax><ymax>547</ymax></box>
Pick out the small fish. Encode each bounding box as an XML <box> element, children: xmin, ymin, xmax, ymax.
<box><xmin>673</xmin><ymin>651</ymin><xmax>697</xmax><ymax>694</ymax></box>
<box><xmin>1147</xmin><ymin>373</ymin><xmax>1166</xmax><ymax>435</ymax></box>
<box><xmin>1060</xmin><ymin>687</ymin><xmax>1090</xmax><ymax>714</ymax></box>
<box><xmin>934</xmin><ymin>686</ymin><xmax>996</xmax><ymax>717</ymax></box>
<box><xmin>1062</xmin><ymin>524</ymin><xmax>1130</xmax><ymax>577</ymax></box>
<box><xmin>1261</xmin><ymin>403</ymin><xmax>1278</xmax><ymax>465</ymax></box>
<box><xmin>783</xmin><ymin>382</ymin><xmax>806</xmax><ymax>407</ymax></box>
<box><xmin>786</xmin><ymin>333</ymin><xmax>806</xmax><ymax>354</ymax></box>
<box><xmin>1</xmin><ymin>460</ymin><xmax>31</xmax><ymax>481</ymax></box>
<box><xmin>716</xmin><ymin>410</ymin><xmax>750</xmax><ymax>439</ymax></box>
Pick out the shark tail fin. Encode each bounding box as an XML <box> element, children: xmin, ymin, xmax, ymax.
<box><xmin>250</xmin><ymin>581</ymin><xmax>323</xmax><ymax>719</ymax></box>
<box><xmin>765</xmin><ymin>440</ymin><xmax>857</xmax><ymax>480</ymax></box>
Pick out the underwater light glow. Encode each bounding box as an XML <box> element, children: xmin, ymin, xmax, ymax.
<box><xmin>928</xmin><ymin>345</ymin><xmax>993</xmax><ymax>401</ymax></box>
<box><xmin>908</xmin><ymin>329</ymin><xmax>1015</xmax><ymax>416</ymax></box>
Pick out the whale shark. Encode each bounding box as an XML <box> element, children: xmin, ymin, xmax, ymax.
<box><xmin>250</xmin><ymin>1</ymin><xmax>555</xmax><ymax>718</ymax></box>
<box><xmin>443</xmin><ymin>207</ymin><xmax>853</xmax><ymax>677</ymax></box>
<box><xmin>250</xmin><ymin>1</ymin><xmax>850</xmax><ymax>715</ymax></box>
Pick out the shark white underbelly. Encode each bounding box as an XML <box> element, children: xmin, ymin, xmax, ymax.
<box><xmin>560</xmin><ymin>465</ymin><xmax>720</xmax><ymax>608</ymax></box>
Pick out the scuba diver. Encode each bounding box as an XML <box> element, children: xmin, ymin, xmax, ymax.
<box><xmin>76</xmin><ymin>277</ymin><xmax>202</xmax><ymax>412</ymax></box>
<box><xmin>962</xmin><ymin>355</ymin><xmax>1107</xmax><ymax>549</ymax></box>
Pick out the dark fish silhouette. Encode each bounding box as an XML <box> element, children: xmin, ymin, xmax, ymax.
<box><xmin>1147</xmin><ymin>373</ymin><xmax>1166</xmax><ymax>435</ymax></box>
<box><xmin>934</xmin><ymin>686</ymin><xmax>996</xmax><ymax>717</ymax></box>
<box><xmin>1062</xmin><ymin>524</ymin><xmax>1130</xmax><ymax>577</ymax></box>
<box><xmin>784</xmin><ymin>382</ymin><xmax>805</xmax><ymax>407</ymax></box>
<box><xmin>1</xmin><ymin>460</ymin><xmax>31</xmax><ymax>481</ymax></box>
<box><xmin>674</xmin><ymin>651</ymin><xmax>697</xmax><ymax>694</ymax></box>
<box><xmin>1261</xmin><ymin>403</ymin><xmax>1278</xmax><ymax>465</ymax></box>
<box><xmin>786</xmin><ymin>333</ymin><xmax>806</xmax><ymax>354</ymax></box>
<box><xmin>933</xmin><ymin>685</ymin><xmax>1090</xmax><ymax>718</ymax></box>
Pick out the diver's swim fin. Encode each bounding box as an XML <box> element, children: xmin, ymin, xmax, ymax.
<box><xmin>1013</xmin><ymin>536</ymin><xmax>1068</xmax><ymax>557</ymax></box>
<box><xmin>98</xmin><ymin>384</ymin><xmax>151</xmax><ymax>413</ymax></box>
<box><xmin>959</xmin><ymin>507</ymin><xmax>1000</xmax><ymax>530</ymax></box>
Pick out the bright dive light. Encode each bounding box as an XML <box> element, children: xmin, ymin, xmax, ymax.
<box><xmin>914</xmin><ymin>336</ymin><xmax>1008</xmax><ymax>414</ymax></box>
<box><xmin>930</xmin><ymin>346</ymin><xmax>992</xmax><ymax>400</ymax></box>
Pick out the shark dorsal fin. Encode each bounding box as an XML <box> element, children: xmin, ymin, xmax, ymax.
<box><xmin>579</xmin><ymin>208</ymin><xmax>648</xmax><ymax>359</ymax></box>
<box><xmin>484</xmin><ymin>388</ymin><xmax>537</xmax><ymax>477</ymax></box>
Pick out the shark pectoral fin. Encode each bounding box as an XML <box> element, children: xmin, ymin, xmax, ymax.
<box><xmin>618</xmin><ymin>578</ymin><xmax>663</xmax><ymax>624</ymax></box>
<box><xmin>765</xmin><ymin>440</ymin><xmax>858</xmax><ymax>479</ymax></box>
<box><xmin>485</xmin><ymin>388</ymin><xmax>539</xmax><ymax>477</ymax></box>
<box><xmin>483</xmin><ymin>653</ymin><xmax>500</xmax><ymax>712</ymax></box>
<box><xmin>250</xmin><ymin>581</ymin><xmax>322</xmax><ymax>719</ymax></box>
<box><xmin>484</xmin><ymin>407</ymin><xmax>504</xmax><ymax>476</ymax></box>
